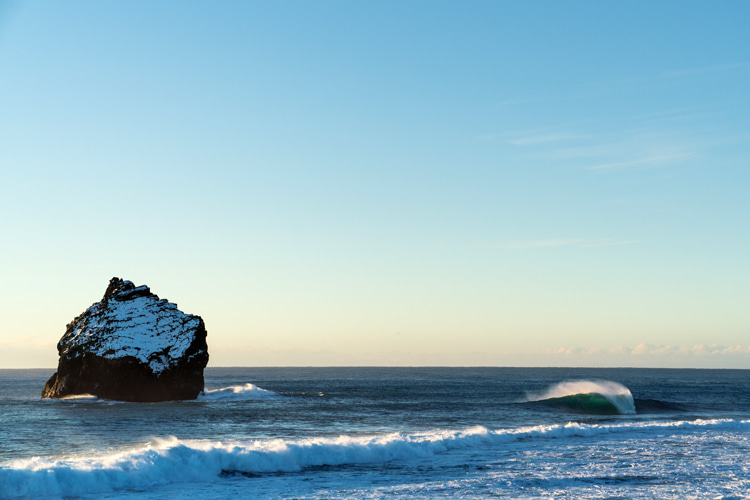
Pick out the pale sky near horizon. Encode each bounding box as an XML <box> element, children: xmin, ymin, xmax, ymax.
<box><xmin>1</xmin><ymin>1</ymin><xmax>749</xmax><ymax>368</ymax></box>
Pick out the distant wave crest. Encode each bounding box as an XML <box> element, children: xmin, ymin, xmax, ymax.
<box><xmin>58</xmin><ymin>394</ymin><xmax>98</xmax><ymax>402</ymax></box>
<box><xmin>525</xmin><ymin>380</ymin><xmax>636</xmax><ymax>415</ymax></box>
<box><xmin>44</xmin><ymin>384</ymin><xmax>278</xmax><ymax>403</ymax></box>
<box><xmin>2</xmin><ymin>419</ymin><xmax>748</xmax><ymax>498</ymax></box>
<box><xmin>198</xmin><ymin>383</ymin><xmax>279</xmax><ymax>401</ymax></box>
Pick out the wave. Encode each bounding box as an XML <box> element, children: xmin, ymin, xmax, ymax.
<box><xmin>525</xmin><ymin>380</ymin><xmax>636</xmax><ymax>415</ymax></box>
<box><xmin>43</xmin><ymin>384</ymin><xmax>278</xmax><ymax>403</ymax></box>
<box><xmin>2</xmin><ymin>419</ymin><xmax>748</xmax><ymax>498</ymax></box>
<box><xmin>198</xmin><ymin>383</ymin><xmax>279</xmax><ymax>401</ymax></box>
<box><xmin>59</xmin><ymin>394</ymin><xmax>98</xmax><ymax>401</ymax></box>
<box><xmin>634</xmin><ymin>398</ymin><xmax>686</xmax><ymax>413</ymax></box>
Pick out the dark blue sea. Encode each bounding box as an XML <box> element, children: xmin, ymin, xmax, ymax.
<box><xmin>1</xmin><ymin>367</ymin><xmax>749</xmax><ymax>499</ymax></box>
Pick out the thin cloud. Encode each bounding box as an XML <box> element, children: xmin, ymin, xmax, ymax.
<box><xmin>628</xmin><ymin>107</ymin><xmax>714</xmax><ymax>124</ymax></box>
<box><xmin>548</xmin><ymin>343</ymin><xmax>750</xmax><ymax>357</ymax></box>
<box><xmin>508</xmin><ymin>133</ymin><xmax>589</xmax><ymax>146</ymax></box>
<box><xmin>546</xmin><ymin>129</ymin><xmax>698</xmax><ymax>166</ymax></box>
<box><xmin>497</xmin><ymin>97</ymin><xmax>547</xmax><ymax>106</ymax></box>
<box><xmin>660</xmin><ymin>61</ymin><xmax>750</xmax><ymax>78</ymax></box>
<box><xmin>475</xmin><ymin>131</ymin><xmax>587</xmax><ymax>144</ymax></box>
<box><xmin>590</xmin><ymin>153</ymin><xmax>695</xmax><ymax>171</ymax></box>
<box><xmin>500</xmin><ymin>238</ymin><xmax>637</xmax><ymax>249</ymax></box>
<box><xmin>476</xmin><ymin>124</ymin><xmax>590</xmax><ymax>145</ymax></box>
<box><xmin>550</xmin><ymin>143</ymin><xmax>624</xmax><ymax>159</ymax></box>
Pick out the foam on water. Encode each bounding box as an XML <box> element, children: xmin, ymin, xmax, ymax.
<box><xmin>59</xmin><ymin>394</ymin><xmax>98</xmax><ymax>401</ymax></box>
<box><xmin>526</xmin><ymin>380</ymin><xmax>636</xmax><ymax>414</ymax></box>
<box><xmin>2</xmin><ymin>418</ymin><xmax>747</xmax><ymax>498</ymax></box>
<box><xmin>198</xmin><ymin>383</ymin><xmax>279</xmax><ymax>401</ymax></box>
<box><xmin>41</xmin><ymin>384</ymin><xmax>277</xmax><ymax>403</ymax></box>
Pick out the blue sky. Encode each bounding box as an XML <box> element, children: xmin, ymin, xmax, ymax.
<box><xmin>1</xmin><ymin>1</ymin><xmax>749</xmax><ymax>367</ymax></box>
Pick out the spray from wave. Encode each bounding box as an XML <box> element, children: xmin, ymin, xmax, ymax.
<box><xmin>198</xmin><ymin>383</ymin><xmax>279</xmax><ymax>401</ymax></box>
<box><xmin>2</xmin><ymin>419</ymin><xmax>746</xmax><ymax>498</ymax></box>
<box><xmin>525</xmin><ymin>380</ymin><xmax>636</xmax><ymax>415</ymax></box>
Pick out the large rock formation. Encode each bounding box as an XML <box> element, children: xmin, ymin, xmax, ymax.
<box><xmin>42</xmin><ymin>277</ymin><xmax>209</xmax><ymax>402</ymax></box>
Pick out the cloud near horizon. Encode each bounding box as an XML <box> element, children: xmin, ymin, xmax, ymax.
<box><xmin>499</xmin><ymin>238</ymin><xmax>637</xmax><ymax>249</ymax></box>
<box><xmin>549</xmin><ymin>343</ymin><xmax>750</xmax><ymax>358</ymax></box>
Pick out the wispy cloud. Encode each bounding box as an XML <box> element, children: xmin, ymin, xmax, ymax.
<box><xmin>475</xmin><ymin>126</ymin><xmax>589</xmax><ymax>145</ymax></box>
<box><xmin>628</xmin><ymin>107</ymin><xmax>714</xmax><ymax>124</ymax></box>
<box><xmin>538</xmin><ymin>128</ymin><xmax>701</xmax><ymax>173</ymax></box>
<box><xmin>548</xmin><ymin>343</ymin><xmax>750</xmax><ymax>358</ymax></box>
<box><xmin>550</xmin><ymin>143</ymin><xmax>626</xmax><ymax>159</ymax></box>
<box><xmin>499</xmin><ymin>238</ymin><xmax>637</xmax><ymax>249</ymax></box>
<box><xmin>660</xmin><ymin>61</ymin><xmax>750</xmax><ymax>78</ymax></box>
<box><xmin>479</xmin><ymin>105</ymin><xmax>711</xmax><ymax>176</ymax></box>
<box><xmin>497</xmin><ymin>97</ymin><xmax>547</xmax><ymax>106</ymax></box>
<box><xmin>508</xmin><ymin>133</ymin><xmax>589</xmax><ymax>146</ymax></box>
<box><xmin>589</xmin><ymin>152</ymin><xmax>695</xmax><ymax>171</ymax></box>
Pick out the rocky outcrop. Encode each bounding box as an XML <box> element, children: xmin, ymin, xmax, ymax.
<box><xmin>42</xmin><ymin>277</ymin><xmax>209</xmax><ymax>402</ymax></box>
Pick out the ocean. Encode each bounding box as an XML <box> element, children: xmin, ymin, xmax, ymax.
<box><xmin>1</xmin><ymin>367</ymin><xmax>749</xmax><ymax>499</ymax></box>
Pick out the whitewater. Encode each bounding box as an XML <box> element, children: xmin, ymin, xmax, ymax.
<box><xmin>2</xmin><ymin>367</ymin><xmax>749</xmax><ymax>499</ymax></box>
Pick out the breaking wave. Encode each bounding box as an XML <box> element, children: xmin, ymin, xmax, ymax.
<box><xmin>45</xmin><ymin>384</ymin><xmax>278</xmax><ymax>403</ymax></box>
<box><xmin>198</xmin><ymin>383</ymin><xmax>279</xmax><ymax>401</ymax></box>
<box><xmin>525</xmin><ymin>380</ymin><xmax>636</xmax><ymax>415</ymax></box>
<box><xmin>2</xmin><ymin>419</ymin><xmax>747</xmax><ymax>498</ymax></box>
<box><xmin>58</xmin><ymin>394</ymin><xmax>99</xmax><ymax>402</ymax></box>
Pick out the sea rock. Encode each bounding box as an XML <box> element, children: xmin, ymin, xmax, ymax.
<box><xmin>42</xmin><ymin>277</ymin><xmax>209</xmax><ymax>402</ymax></box>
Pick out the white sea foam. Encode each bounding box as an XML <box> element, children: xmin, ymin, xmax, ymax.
<box><xmin>59</xmin><ymin>394</ymin><xmax>98</xmax><ymax>401</ymax></box>
<box><xmin>2</xmin><ymin>419</ymin><xmax>747</xmax><ymax>498</ymax></box>
<box><xmin>525</xmin><ymin>380</ymin><xmax>636</xmax><ymax>414</ymax></box>
<box><xmin>198</xmin><ymin>383</ymin><xmax>279</xmax><ymax>401</ymax></box>
<box><xmin>42</xmin><ymin>384</ymin><xmax>277</xmax><ymax>403</ymax></box>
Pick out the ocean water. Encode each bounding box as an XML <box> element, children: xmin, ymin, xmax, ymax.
<box><xmin>1</xmin><ymin>367</ymin><xmax>749</xmax><ymax>499</ymax></box>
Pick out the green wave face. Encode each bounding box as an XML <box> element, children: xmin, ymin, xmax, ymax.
<box><xmin>541</xmin><ymin>393</ymin><xmax>624</xmax><ymax>415</ymax></box>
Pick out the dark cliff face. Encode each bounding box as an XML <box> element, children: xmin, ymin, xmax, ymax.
<box><xmin>42</xmin><ymin>277</ymin><xmax>209</xmax><ymax>402</ymax></box>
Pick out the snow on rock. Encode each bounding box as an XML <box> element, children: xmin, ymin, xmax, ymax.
<box><xmin>42</xmin><ymin>278</ymin><xmax>209</xmax><ymax>402</ymax></box>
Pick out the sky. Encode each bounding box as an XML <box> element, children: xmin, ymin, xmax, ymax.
<box><xmin>1</xmin><ymin>1</ymin><xmax>749</xmax><ymax>368</ymax></box>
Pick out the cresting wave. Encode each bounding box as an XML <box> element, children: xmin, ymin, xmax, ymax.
<box><xmin>198</xmin><ymin>383</ymin><xmax>279</xmax><ymax>401</ymax></box>
<box><xmin>2</xmin><ymin>419</ymin><xmax>748</xmax><ymax>498</ymax></box>
<box><xmin>525</xmin><ymin>380</ymin><xmax>636</xmax><ymax>415</ymax></box>
<box><xmin>59</xmin><ymin>394</ymin><xmax>98</xmax><ymax>401</ymax></box>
